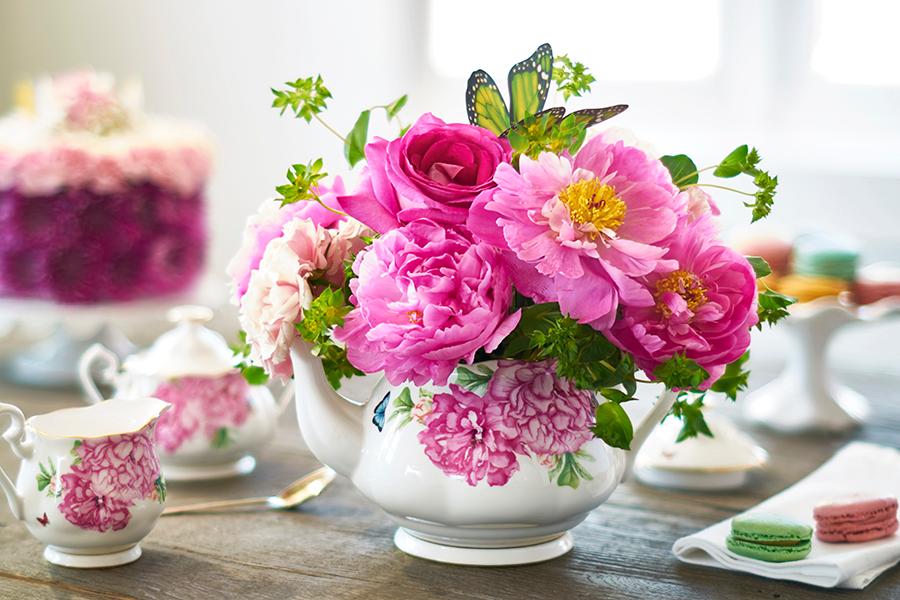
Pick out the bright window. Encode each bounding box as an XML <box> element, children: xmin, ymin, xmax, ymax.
<box><xmin>428</xmin><ymin>0</ymin><xmax>721</xmax><ymax>82</ymax></box>
<box><xmin>811</xmin><ymin>0</ymin><xmax>900</xmax><ymax>85</ymax></box>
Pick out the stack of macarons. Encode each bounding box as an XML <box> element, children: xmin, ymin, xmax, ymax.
<box><xmin>737</xmin><ymin>232</ymin><xmax>900</xmax><ymax>305</ymax></box>
<box><xmin>726</xmin><ymin>495</ymin><xmax>899</xmax><ymax>563</ymax></box>
<box><xmin>778</xmin><ymin>234</ymin><xmax>859</xmax><ymax>303</ymax></box>
<box><xmin>814</xmin><ymin>496</ymin><xmax>899</xmax><ymax>543</ymax></box>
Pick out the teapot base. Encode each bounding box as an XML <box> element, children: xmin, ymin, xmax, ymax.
<box><xmin>43</xmin><ymin>544</ymin><xmax>142</xmax><ymax>568</ymax></box>
<box><xmin>393</xmin><ymin>528</ymin><xmax>573</xmax><ymax>566</ymax></box>
<box><xmin>162</xmin><ymin>455</ymin><xmax>256</xmax><ymax>481</ymax></box>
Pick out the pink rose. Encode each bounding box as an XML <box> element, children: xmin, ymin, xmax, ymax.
<box><xmin>417</xmin><ymin>384</ymin><xmax>522</xmax><ymax>487</ymax></box>
<box><xmin>488</xmin><ymin>360</ymin><xmax>596</xmax><ymax>456</ymax></box>
<box><xmin>58</xmin><ymin>473</ymin><xmax>132</xmax><ymax>532</ymax></box>
<box><xmin>334</xmin><ymin>219</ymin><xmax>521</xmax><ymax>386</ymax></box>
<box><xmin>338</xmin><ymin>113</ymin><xmax>511</xmax><ymax>232</ymax></box>
<box><xmin>607</xmin><ymin>218</ymin><xmax>759</xmax><ymax>388</ymax></box>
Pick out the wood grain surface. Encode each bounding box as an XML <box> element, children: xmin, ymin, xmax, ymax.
<box><xmin>0</xmin><ymin>371</ymin><xmax>898</xmax><ymax>600</ymax></box>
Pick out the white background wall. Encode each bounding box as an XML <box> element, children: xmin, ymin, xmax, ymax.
<box><xmin>2</xmin><ymin>0</ymin><xmax>899</xmax><ymax>374</ymax></box>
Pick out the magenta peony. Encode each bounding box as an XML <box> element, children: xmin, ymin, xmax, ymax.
<box><xmin>467</xmin><ymin>135</ymin><xmax>685</xmax><ymax>330</ymax></box>
<box><xmin>334</xmin><ymin>219</ymin><xmax>521</xmax><ymax>386</ymax></box>
<box><xmin>488</xmin><ymin>360</ymin><xmax>595</xmax><ymax>456</ymax></box>
<box><xmin>58</xmin><ymin>472</ymin><xmax>132</xmax><ymax>532</ymax></box>
<box><xmin>338</xmin><ymin>113</ymin><xmax>511</xmax><ymax>232</ymax></box>
<box><xmin>417</xmin><ymin>384</ymin><xmax>522</xmax><ymax>487</ymax></box>
<box><xmin>607</xmin><ymin>218</ymin><xmax>759</xmax><ymax>387</ymax></box>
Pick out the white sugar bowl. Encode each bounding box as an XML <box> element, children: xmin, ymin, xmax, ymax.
<box><xmin>79</xmin><ymin>305</ymin><xmax>291</xmax><ymax>481</ymax></box>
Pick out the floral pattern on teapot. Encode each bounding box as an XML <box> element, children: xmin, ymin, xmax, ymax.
<box><xmin>38</xmin><ymin>428</ymin><xmax>166</xmax><ymax>532</ymax></box>
<box><xmin>380</xmin><ymin>360</ymin><xmax>597</xmax><ymax>489</ymax></box>
<box><xmin>152</xmin><ymin>372</ymin><xmax>251</xmax><ymax>452</ymax></box>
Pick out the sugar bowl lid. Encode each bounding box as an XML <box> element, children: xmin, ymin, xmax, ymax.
<box><xmin>123</xmin><ymin>305</ymin><xmax>236</xmax><ymax>379</ymax></box>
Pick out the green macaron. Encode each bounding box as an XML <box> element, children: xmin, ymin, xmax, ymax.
<box><xmin>725</xmin><ymin>513</ymin><xmax>812</xmax><ymax>562</ymax></box>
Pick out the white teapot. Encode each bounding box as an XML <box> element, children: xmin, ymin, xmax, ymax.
<box><xmin>290</xmin><ymin>340</ymin><xmax>677</xmax><ymax>566</ymax></box>
<box><xmin>79</xmin><ymin>306</ymin><xmax>291</xmax><ymax>481</ymax></box>
<box><xmin>0</xmin><ymin>398</ymin><xmax>170</xmax><ymax>567</ymax></box>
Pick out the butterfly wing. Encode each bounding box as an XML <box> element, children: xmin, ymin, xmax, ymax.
<box><xmin>508</xmin><ymin>43</ymin><xmax>554</xmax><ymax>124</ymax></box>
<box><xmin>466</xmin><ymin>70</ymin><xmax>511</xmax><ymax>135</ymax></box>
<box><xmin>372</xmin><ymin>391</ymin><xmax>389</xmax><ymax>432</ymax></box>
<box><xmin>568</xmin><ymin>105</ymin><xmax>629</xmax><ymax>127</ymax></box>
<box><xmin>501</xmin><ymin>106</ymin><xmax>566</xmax><ymax>138</ymax></box>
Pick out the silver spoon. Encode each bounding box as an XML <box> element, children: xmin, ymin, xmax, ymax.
<box><xmin>162</xmin><ymin>466</ymin><xmax>336</xmax><ymax>516</ymax></box>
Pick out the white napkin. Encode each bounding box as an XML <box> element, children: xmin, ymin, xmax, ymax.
<box><xmin>672</xmin><ymin>442</ymin><xmax>900</xmax><ymax>589</ymax></box>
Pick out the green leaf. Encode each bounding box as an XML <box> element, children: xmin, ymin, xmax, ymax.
<box><xmin>746</xmin><ymin>256</ymin><xmax>772</xmax><ymax>278</ymax></box>
<box><xmin>276</xmin><ymin>158</ymin><xmax>328</xmax><ymax>207</ymax></box>
<box><xmin>714</xmin><ymin>144</ymin><xmax>749</xmax><ymax>178</ymax></box>
<box><xmin>600</xmin><ymin>388</ymin><xmax>634</xmax><ymax>403</ymax></box>
<box><xmin>669</xmin><ymin>395</ymin><xmax>713</xmax><ymax>442</ymax></box>
<box><xmin>155</xmin><ymin>476</ymin><xmax>167</xmax><ymax>503</ymax></box>
<box><xmin>384</xmin><ymin>95</ymin><xmax>408</xmax><ymax>119</ymax></box>
<box><xmin>654</xmin><ymin>354</ymin><xmax>709</xmax><ymax>390</ymax></box>
<box><xmin>271</xmin><ymin>75</ymin><xmax>332</xmax><ymax>122</ymax></box>
<box><xmin>757</xmin><ymin>288</ymin><xmax>796</xmax><ymax>328</ymax></box>
<box><xmin>592</xmin><ymin>402</ymin><xmax>634</xmax><ymax>450</ymax></box>
<box><xmin>344</xmin><ymin>110</ymin><xmax>370</xmax><ymax>168</ymax></box>
<box><xmin>454</xmin><ymin>365</ymin><xmax>493</xmax><ymax>395</ymax></box>
<box><xmin>660</xmin><ymin>154</ymin><xmax>699</xmax><ymax>188</ymax></box>
<box><xmin>710</xmin><ymin>352</ymin><xmax>750</xmax><ymax>401</ymax></box>
<box><xmin>210</xmin><ymin>427</ymin><xmax>233</xmax><ymax>449</ymax></box>
<box><xmin>36</xmin><ymin>473</ymin><xmax>50</xmax><ymax>492</ymax></box>
<box><xmin>240</xmin><ymin>365</ymin><xmax>268</xmax><ymax>385</ymax></box>
<box><xmin>552</xmin><ymin>55</ymin><xmax>596</xmax><ymax>101</ymax></box>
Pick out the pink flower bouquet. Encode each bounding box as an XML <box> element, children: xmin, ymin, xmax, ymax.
<box><xmin>230</xmin><ymin>43</ymin><xmax>791</xmax><ymax>460</ymax></box>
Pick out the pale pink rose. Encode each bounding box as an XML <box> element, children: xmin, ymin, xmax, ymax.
<box><xmin>488</xmin><ymin>360</ymin><xmax>595</xmax><ymax>456</ymax></box>
<box><xmin>14</xmin><ymin>150</ymin><xmax>68</xmax><ymax>196</ymax></box>
<box><xmin>153</xmin><ymin>372</ymin><xmax>251</xmax><ymax>452</ymax></box>
<box><xmin>417</xmin><ymin>384</ymin><xmax>522</xmax><ymax>487</ymax></box>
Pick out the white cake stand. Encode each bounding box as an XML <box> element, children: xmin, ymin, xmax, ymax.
<box><xmin>0</xmin><ymin>277</ymin><xmax>224</xmax><ymax>388</ymax></box>
<box><xmin>744</xmin><ymin>296</ymin><xmax>900</xmax><ymax>433</ymax></box>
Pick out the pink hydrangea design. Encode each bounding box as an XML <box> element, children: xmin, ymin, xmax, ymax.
<box><xmin>488</xmin><ymin>360</ymin><xmax>596</xmax><ymax>456</ymax></box>
<box><xmin>467</xmin><ymin>135</ymin><xmax>687</xmax><ymax>330</ymax></box>
<box><xmin>607</xmin><ymin>218</ymin><xmax>759</xmax><ymax>388</ymax></box>
<box><xmin>417</xmin><ymin>384</ymin><xmax>522</xmax><ymax>487</ymax></box>
<box><xmin>334</xmin><ymin>219</ymin><xmax>521</xmax><ymax>386</ymax></box>
<box><xmin>152</xmin><ymin>372</ymin><xmax>252</xmax><ymax>453</ymax></box>
<box><xmin>58</xmin><ymin>428</ymin><xmax>162</xmax><ymax>532</ymax></box>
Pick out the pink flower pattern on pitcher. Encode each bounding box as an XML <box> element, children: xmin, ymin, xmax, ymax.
<box><xmin>152</xmin><ymin>372</ymin><xmax>251</xmax><ymax>453</ymax></box>
<box><xmin>57</xmin><ymin>427</ymin><xmax>164</xmax><ymax>532</ymax></box>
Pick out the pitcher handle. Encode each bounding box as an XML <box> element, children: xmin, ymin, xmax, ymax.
<box><xmin>276</xmin><ymin>380</ymin><xmax>294</xmax><ymax>416</ymax></box>
<box><xmin>0</xmin><ymin>403</ymin><xmax>31</xmax><ymax>520</ymax></box>
<box><xmin>622</xmin><ymin>388</ymin><xmax>678</xmax><ymax>482</ymax></box>
<box><xmin>78</xmin><ymin>343</ymin><xmax>120</xmax><ymax>404</ymax></box>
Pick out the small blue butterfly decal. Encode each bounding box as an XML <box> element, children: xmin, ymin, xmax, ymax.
<box><xmin>372</xmin><ymin>392</ymin><xmax>390</xmax><ymax>432</ymax></box>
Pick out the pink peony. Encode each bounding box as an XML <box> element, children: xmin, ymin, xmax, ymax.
<box><xmin>607</xmin><ymin>218</ymin><xmax>759</xmax><ymax>388</ymax></box>
<box><xmin>468</xmin><ymin>136</ymin><xmax>686</xmax><ymax>330</ymax></box>
<box><xmin>338</xmin><ymin>113</ymin><xmax>511</xmax><ymax>232</ymax></box>
<box><xmin>334</xmin><ymin>219</ymin><xmax>521</xmax><ymax>386</ymax></box>
<box><xmin>488</xmin><ymin>360</ymin><xmax>595</xmax><ymax>456</ymax></box>
<box><xmin>417</xmin><ymin>384</ymin><xmax>522</xmax><ymax>486</ymax></box>
<box><xmin>58</xmin><ymin>472</ymin><xmax>132</xmax><ymax>532</ymax></box>
<box><xmin>58</xmin><ymin>428</ymin><xmax>162</xmax><ymax>532</ymax></box>
<box><xmin>227</xmin><ymin>177</ymin><xmax>348</xmax><ymax>302</ymax></box>
<box><xmin>153</xmin><ymin>372</ymin><xmax>251</xmax><ymax>452</ymax></box>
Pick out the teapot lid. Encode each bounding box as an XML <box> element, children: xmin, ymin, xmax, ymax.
<box><xmin>123</xmin><ymin>305</ymin><xmax>236</xmax><ymax>379</ymax></box>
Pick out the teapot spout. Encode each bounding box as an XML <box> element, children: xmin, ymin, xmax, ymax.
<box><xmin>622</xmin><ymin>388</ymin><xmax>678</xmax><ymax>482</ymax></box>
<box><xmin>290</xmin><ymin>340</ymin><xmax>365</xmax><ymax>478</ymax></box>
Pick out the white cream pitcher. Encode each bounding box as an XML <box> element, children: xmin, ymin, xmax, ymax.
<box><xmin>0</xmin><ymin>398</ymin><xmax>170</xmax><ymax>568</ymax></box>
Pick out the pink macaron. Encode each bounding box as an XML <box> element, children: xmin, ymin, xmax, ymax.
<box><xmin>813</xmin><ymin>496</ymin><xmax>899</xmax><ymax>543</ymax></box>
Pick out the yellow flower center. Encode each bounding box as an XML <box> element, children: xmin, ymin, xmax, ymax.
<box><xmin>654</xmin><ymin>270</ymin><xmax>708</xmax><ymax>317</ymax></box>
<box><xmin>407</xmin><ymin>309</ymin><xmax>423</xmax><ymax>325</ymax></box>
<box><xmin>557</xmin><ymin>179</ymin><xmax>627</xmax><ymax>238</ymax></box>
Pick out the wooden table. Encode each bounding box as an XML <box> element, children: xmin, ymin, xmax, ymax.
<box><xmin>0</xmin><ymin>371</ymin><xmax>898</xmax><ymax>600</ymax></box>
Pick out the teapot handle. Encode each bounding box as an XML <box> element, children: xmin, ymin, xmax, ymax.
<box><xmin>622</xmin><ymin>388</ymin><xmax>678</xmax><ymax>482</ymax></box>
<box><xmin>78</xmin><ymin>343</ymin><xmax>120</xmax><ymax>404</ymax></box>
<box><xmin>0</xmin><ymin>403</ymin><xmax>32</xmax><ymax>520</ymax></box>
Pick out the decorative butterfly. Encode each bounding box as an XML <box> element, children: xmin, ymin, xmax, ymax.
<box><xmin>36</xmin><ymin>512</ymin><xmax>49</xmax><ymax>527</ymax></box>
<box><xmin>465</xmin><ymin>43</ymin><xmax>628</xmax><ymax>137</ymax></box>
<box><xmin>372</xmin><ymin>391</ymin><xmax>390</xmax><ymax>432</ymax></box>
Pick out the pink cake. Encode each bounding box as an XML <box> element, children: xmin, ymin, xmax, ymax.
<box><xmin>0</xmin><ymin>71</ymin><xmax>211</xmax><ymax>303</ymax></box>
